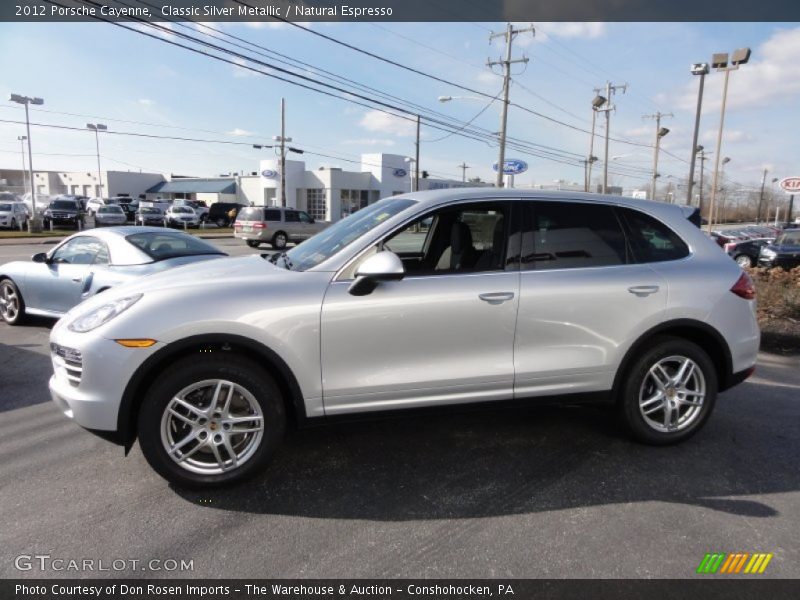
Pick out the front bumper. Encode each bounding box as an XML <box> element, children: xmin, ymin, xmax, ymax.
<box><xmin>49</xmin><ymin>326</ymin><xmax>162</xmax><ymax>434</ymax></box>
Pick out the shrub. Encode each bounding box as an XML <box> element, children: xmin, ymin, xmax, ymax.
<box><xmin>748</xmin><ymin>266</ymin><xmax>800</xmax><ymax>323</ymax></box>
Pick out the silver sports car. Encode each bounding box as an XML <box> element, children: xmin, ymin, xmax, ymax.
<box><xmin>0</xmin><ymin>226</ymin><xmax>226</xmax><ymax>325</ymax></box>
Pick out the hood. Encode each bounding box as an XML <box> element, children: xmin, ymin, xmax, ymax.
<box><xmin>112</xmin><ymin>254</ymin><xmax>287</xmax><ymax>295</ymax></box>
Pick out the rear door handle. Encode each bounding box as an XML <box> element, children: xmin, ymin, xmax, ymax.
<box><xmin>479</xmin><ymin>292</ymin><xmax>515</xmax><ymax>304</ymax></box>
<box><xmin>71</xmin><ymin>277</ymin><xmax>82</xmax><ymax>283</ymax></box>
<box><xmin>628</xmin><ymin>285</ymin><xmax>660</xmax><ymax>297</ymax></box>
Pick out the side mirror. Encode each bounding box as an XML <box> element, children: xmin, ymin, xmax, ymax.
<box><xmin>348</xmin><ymin>251</ymin><xmax>405</xmax><ymax>296</ymax></box>
<box><xmin>32</xmin><ymin>252</ymin><xmax>48</xmax><ymax>263</ymax></box>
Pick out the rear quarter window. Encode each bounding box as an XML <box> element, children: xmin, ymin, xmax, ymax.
<box><xmin>619</xmin><ymin>208</ymin><xmax>690</xmax><ymax>263</ymax></box>
<box><xmin>264</xmin><ymin>209</ymin><xmax>282</xmax><ymax>222</ymax></box>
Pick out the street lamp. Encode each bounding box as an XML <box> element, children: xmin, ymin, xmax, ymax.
<box><xmin>9</xmin><ymin>93</ymin><xmax>43</xmax><ymax>232</ymax></box>
<box><xmin>404</xmin><ymin>157</ymin><xmax>416</xmax><ymax>192</ymax></box>
<box><xmin>714</xmin><ymin>157</ymin><xmax>731</xmax><ymax>226</ymax></box>
<box><xmin>651</xmin><ymin>126</ymin><xmax>670</xmax><ymax>201</ymax></box>
<box><xmin>686</xmin><ymin>62</ymin><xmax>709</xmax><ymax>205</ymax></box>
<box><xmin>86</xmin><ymin>123</ymin><xmax>107</xmax><ymax>198</ymax></box>
<box><xmin>586</xmin><ymin>95</ymin><xmax>606</xmax><ymax>192</ymax></box>
<box><xmin>17</xmin><ymin>136</ymin><xmax>28</xmax><ymax>198</ymax></box>
<box><xmin>706</xmin><ymin>47</ymin><xmax>751</xmax><ymax>233</ymax></box>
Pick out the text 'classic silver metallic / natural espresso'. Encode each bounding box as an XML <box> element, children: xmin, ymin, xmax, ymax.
<box><xmin>47</xmin><ymin>190</ymin><xmax>759</xmax><ymax>487</ymax></box>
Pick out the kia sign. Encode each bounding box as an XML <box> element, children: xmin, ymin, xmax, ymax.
<box><xmin>261</xmin><ymin>169</ymin><xmax>278</xmax><ymax>179</ymax></box>
<box><xmin>779</xmin><ymin>177</ymin><xmax>800</xmax><ymax>194</ymax></box>
<box><xmin>393</xmin><ymin>168</ymin><xmax>408</xmax><ymax>178</ymax></box>
<box><xmin>492</xmin><ymin>159</ymin><xmax>528</xmax><ymax>175</ymax></box>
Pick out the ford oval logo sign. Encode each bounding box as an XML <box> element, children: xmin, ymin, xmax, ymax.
<box><xmin>261</xmin><ymin>169</ymin><xmax>278</xmax><ymax>179</ymax></box>
<box><xmin>393</xmin><ymin>168</ymin><xmax>407</xmax><ymax>178</ymax></box>
<box><xmin>492</xmin><ymin>159</ymin><xmax>528</xmax><ymax>175</ymax></box>
<box><xmin>779</xmin><ymin>177</ymin><xmax>800</xmax><ymax>193</ymax></box>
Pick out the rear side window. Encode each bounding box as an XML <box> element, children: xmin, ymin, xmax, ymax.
<box><xmin>619</xmin><ymin>208</ymin><xmax>690</xmax><ymax>263</ymax></box>
<box><xmin>264</xmin><ymin>209</ymin><xmax>281</xmax><ymax>221</ymax></box>
<box><xmin>237</xmin><ymin>207</ymin><xmax>263</xmax><ymax>221</ymax></box>
<box><xmin>522</xmin><ymin>201</ymin><xmax>628</xmax><ymax>270</ymax></box>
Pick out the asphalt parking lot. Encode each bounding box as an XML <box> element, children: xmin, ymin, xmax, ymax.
<box><xmin>1</xmin><ymin>292</ymin><xmax>798</xmax><ymax>578</ymax></box>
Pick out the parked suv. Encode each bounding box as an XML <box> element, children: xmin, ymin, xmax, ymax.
<box><xmin>234</xmin><ymin>206</ymin><xmax>327</xmax><ymax>249</ymax></box>
<box><xmin>0</xmin><ymin>201</ymin><xmax>29</xmax><ymax>229</ymax></box>
<box><xmin>48</xmin><ymin>190</ymin><xmax>759</xmax><ymax>488</ymax></box>
<box><xmin>43</xmin><ymin>199</ymin><xmax>84</xmax><ymax>230</ymax></box>
<box><xmin>208</xmin><ymin>202</ymin><xmax>245</xmax><ymax>228</ymax></box>
<box><xmin>173</xmin><ymin>199</ymin><xmax>209</xmax><ymax>222</ymax></box>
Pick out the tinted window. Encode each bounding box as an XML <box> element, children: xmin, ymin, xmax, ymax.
<box><xmin>619</xmin><ymin>208</ymin><xmax>690</xmax><ymax>263</ymax></box>
<box><xmin>264</xmin><ymin>209</ymin><xmax>281</xmax><ymax>221</ymax></box>
<box><xmin>125</xmin><ymin>232</ymin><xmax>224</xmax><ymax>260</ymax></box>
<box><xmin>51</xmin><ymin>200</ymin><xmax>79</xmax><ymax>210</ymax></box>
<box><xmin>285</xmin><ymin>210</ymin><xmax>299</xmax><ymax>222</ymax></box>
<box><xmin>521</xmin><ymin>201</ymin><xmax>628</xmax><ymax>270</ymax></box>
<box><xmin>237</xmin><ymin>207</ymin><xmax>262</xmax><ymax>221</ymax></box>
<box><xmin>51</xmin><ymin>237</ymin><xmax>106</xmax><ymax>265</ymax></box>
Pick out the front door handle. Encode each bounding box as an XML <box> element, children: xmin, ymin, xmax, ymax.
<box><xmin>479</xmin><ymin>292</ymin><xmax>515</xmax><ymax>304</ymax></box>
<box><xmin>628</xmin><ymin>285</ymin><xmax>660</xmax><ymax>297</ymax></box>
<box><xmin>71</xmin><ymin>277</ymin><xmax>82</xmax><ymax>283</ymax></box>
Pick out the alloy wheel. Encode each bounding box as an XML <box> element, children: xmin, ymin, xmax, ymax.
<box><xmin>638</xmin><ymin>355</ymin><xmax>706</xmax><ymax>433</ymax></box>
<box><xmin>735</xmin><ymin>255</ymin><xmax>752</xmax><ymax>268</ymax></box>
<box><xmin>160</xmin><ymin>379</ymin><xmax>264</xmax><ymax>475</ymax></box>
<box><xmin>0</xmin><ymin>281</ymin><xmax>20</xmax><ymax>322</ymax></box>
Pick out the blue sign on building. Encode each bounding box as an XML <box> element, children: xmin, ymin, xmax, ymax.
<box><xmin>492</xmin><ymin>159</ymin><xmax>528</xmax><ymax>175</ymax></box>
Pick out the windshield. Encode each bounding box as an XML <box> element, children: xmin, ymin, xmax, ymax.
<box><xmin>139</xmin><ymin>208</ymin><xmax>161</xmax><ymax>215</ymax></box>
<box><xmin>125</xmin><ymin>232</ymin><xmax>225</xmax><ymax>260</ymax></box>
<box><xmin>284</xmin><ymin>198</ymin><xmax>416</xmax><ymax>271</ymax></box>
<box><xmin>51</xmin><ymin>200</ymin><xmax>78</xmax><ymax>210</ymax></box>
<box><xmin>99</xmin><ymin>206</ymin><xmax>124</xmax><ymax>214</ymax></box>
<box><xmin>173</xmin><ymin>206</ymin><xmax>193</xmax><ymax>214</ymax></box>
<box><xmin>775</xmin><ymin>231</ymin><xmax>800</xmax><ymax>246</ymax></box>
<box><xmin>0</xmin><ymin>203</ymin><xmax>13</xmax><ymax>211</ymax></box>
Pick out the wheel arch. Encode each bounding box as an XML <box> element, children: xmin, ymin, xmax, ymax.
<box><xmin>116</xmin><ymin>333</ymin><xmax>307</xmax><ymax>453</ymax></box>
<box><xmin>611</xmin><ymin>319</ymin><xmax>735</xmax><ymax>402</ymax></box>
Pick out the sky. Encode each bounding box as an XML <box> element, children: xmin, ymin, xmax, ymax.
<box><xmin>0</xmin><ymin>19</ymin><xmax>798</xmax><ymax>194</ymax></box>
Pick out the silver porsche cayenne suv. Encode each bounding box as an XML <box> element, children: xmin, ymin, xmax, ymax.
<box><xmin>48</xmin><ymin>190</ymin><xmax>759</xmax><ymax>487</ymax></box>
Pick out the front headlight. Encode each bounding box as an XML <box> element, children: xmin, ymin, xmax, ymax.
<box><xmin>68</xmin><ymin>294</ymin><xmax>142</xmax><ymax>333</ymax></box>
<box><xmin>760</xmin><ymin>248</ymin><xmax>777</xmax><ymax>259</ymax></box>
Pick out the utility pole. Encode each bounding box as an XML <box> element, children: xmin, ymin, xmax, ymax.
<box><xmin>686</xmin><ymin>63</ymin><xmax>709</xmax><ymax>204</ymax></box>
<box><xmin>17</xmin><ymin>136</ymin><xmax>27</xmax><ymax>197</ymax></box>
<box><xmin>587</xmin><ymin>94</ymin><xmax>604</xmax><ymax>192</ymax></box>
<box><xmin>757</xmin><ymin>168</ymin><xmax>768</xmax><ymax>224</ymax></box>
<box><xmin>458</xmin><ymin>162</ymin><xmax>470</xmax><ymax>182</ymax></box>
<box><xmin>488</xmin><ymin>23</ymin><xmax>534</xmax><ymax>188</ymax></box>
<box><xmin>697</xmin><ymin>147</ymin><xmax>709</xmax><ymax>217</ymax></box>
<box><xmin>596</xmin><ymin>82</ymin><xmax>626</xmax><ymax>194</ymax></box>
<box><xmin>272</xmin><ymin>98</ymin><xmax>292</xmax><ymax>207</ymax></box>
<box><xmin>414</xmin><ymin>114</ymin><xmax>420</xmax><ymax>192</ymax></box>
<box><xmin>643</xmin><ymin>111</ymin><xmax>672</xmax><ymax>201</ymax></box>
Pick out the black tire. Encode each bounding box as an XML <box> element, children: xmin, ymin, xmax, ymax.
<box><xmin>734</xmin><ymin>254</ymin><xmax>754</xmax><ymax>268</ymax></box>
<box><xmin>137</xmin><ymin>354</ymin><xmax>286</xmax><ymax>488</ymax></box>
<box><xmin>271</xmin><ymin>231</ymin><xmax>288</xmax><ymax>250</ymax></box>
<box><xmin>215</xmin><ymin>217</ymin><xmax>228</xmax><ymax>228</ymax></box>
<box><xmin>246</xmin><ymin>240</ymin><xmax>260</xmax><ymax>248</ymax></box>
<box><xmin>0</xmin><ymin>278</ymin><xmax>26</xmax><ymax>326</ymax></box>
<box><xmin>618</xmin><ymin>336</ymin><xmax>717</xmax><ymax>445</ymax></box>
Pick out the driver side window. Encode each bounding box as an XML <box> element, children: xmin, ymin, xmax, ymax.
<box><xmin>344</xmin><ymin>201</ymin><xmax>513</xmax><ymax>279</ymax></box>
<box><xmin>51</xmin><ymin>237</ymin><xmax>106</xmax><ymax>265</ymax></box>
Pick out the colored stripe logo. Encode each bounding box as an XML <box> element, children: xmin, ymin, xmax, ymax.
<box><xmin>697</xmin><ymin>552</ymin><xmax>773</xmax><ymax>574</ymax></box>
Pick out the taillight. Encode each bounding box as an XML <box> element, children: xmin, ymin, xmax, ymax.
<box><xmin>233</xmin><ymin>222</ymin><xmax>242</xmax><ymax>229</ymax></box>
<box><xmin>253</xmin><ymin>221</ymin><xmax>267</xmax><ymax>229</ymax></box>
<box><xmin>723</xmin><ymin>242</ymin><xmax>736</xmax><ymax>252</ymax></box>
<box><xmin>731</xmin><ymin>272</ymin><xmax>756</xmax><ymax>300</ymax></box>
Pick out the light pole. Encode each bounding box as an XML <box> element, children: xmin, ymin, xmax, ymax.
<box><xmin>404</xmin><ymin>157</ymin><xmax>416</xmax><ymax>192</ymax></box>
<box><xmin>272</xmin><ymin>98</ymin><xmax>292</xmax><ymax>207</ymax></box>
<box><xmin>17</xmin><ymin>135</ymin><xmax>27</xmax><ymax>197</ymax></box>
<box><xmin>714</xmin><ymin>157</ymin><xmax>731</xmax><ymax>226</ymax></box>
<box><xmin>644</xmin><ymin>114</ymin><xmax>671</xmax><ymax>201</ymax></box>
<box><xmin>595</xmin><ymin>82</ymin><xmax>626</xmax><ymax>194</ymax></box>
<box><xmin>706</xmin><ymin>47</ymin><xmax>751</xmax><ymax>233</ymax></box>
<box><xmin>9</xmin><ymin>93</ymin><xmax>44</xmax><ymax>231</ymax></box>
<box><xmin>86</xmin><ymin>123</ymin><xmax>107</xmax><ymax>198</ymax></box>
<box><xmin>686</xmin><ymin>63</ymin><xmax>709</xmax><ymax>204</ymax></box>
<box><xmin>757</xmin><ymin>168</ymin><xmax>768</xmax><ymax>224</ymax></box>
<box><xmin>587</xmin><ymin>94</ymin><xmax>605</xmax><ymax>192</ymax></box>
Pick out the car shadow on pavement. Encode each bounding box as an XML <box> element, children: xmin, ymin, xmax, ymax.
<box><xmin>0</xmin><ymin>320</ymin><xmax>55</xmax><ymax>412</ymax></box>
<box><xmin>174</xmin><ymin>379</ymin><xmax>799</xmax><ymax>521</ymax></box>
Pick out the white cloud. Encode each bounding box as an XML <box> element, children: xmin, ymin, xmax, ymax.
<box><xmin>476</xmin><ymin>71</ymin><xmax>502</xmax><ymax>85</ymax></box>
<box><xmin>359</xmin><ymin>111</ymin><xmax>416</xmax><ymax>137</ymax></box>
<box><xmin>536</xmin><ymin>22</ymin><xmax>607</xmax><ymax>40</ymax></box>
<box><xmin>138</xmin><ymin>98</ymin><xmax>155</xmax><ymax>107</ymax></box>
<box><xmin>701</xmin><ymin>129</ymin><xmax>753</xmax><ymax>144</ymax></box>
<box><xmin>342</xmin><ymin>138</ymin><xmax>396</xmax><ymax>147</ymax></box>
<box><xmin>228</xmin><ymin>128</ymin><xmax>254</xmax><ymax>137</ymax></box>
<box><xmin>674</xmin><ymin>26</ymin><xmax>800</xmax><ymax>112</ymax></box>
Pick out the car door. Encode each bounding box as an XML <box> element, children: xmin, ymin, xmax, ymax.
<box><xmin>320</xmin><ymin>200</ymin><xmax>522</xmax><ymax>415</ymax></box>
<box><xmin>283</xmin><ymin>210</ymin><xmax>302</xmax><ymax>241</ymax></box>
<box><xmin>296</xmin><ymin>210</ymin><xmax>318</xmax><ymax>240</ymax></box>
<box><xmin>513</xmin><ymin>200</ymin><xmax>667</xmax><ymax>398</ymax></box>
<box><xmin>32</xmin><ymin>236</ymin><xmax>107</xmax><ymax>313</ymax></box>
